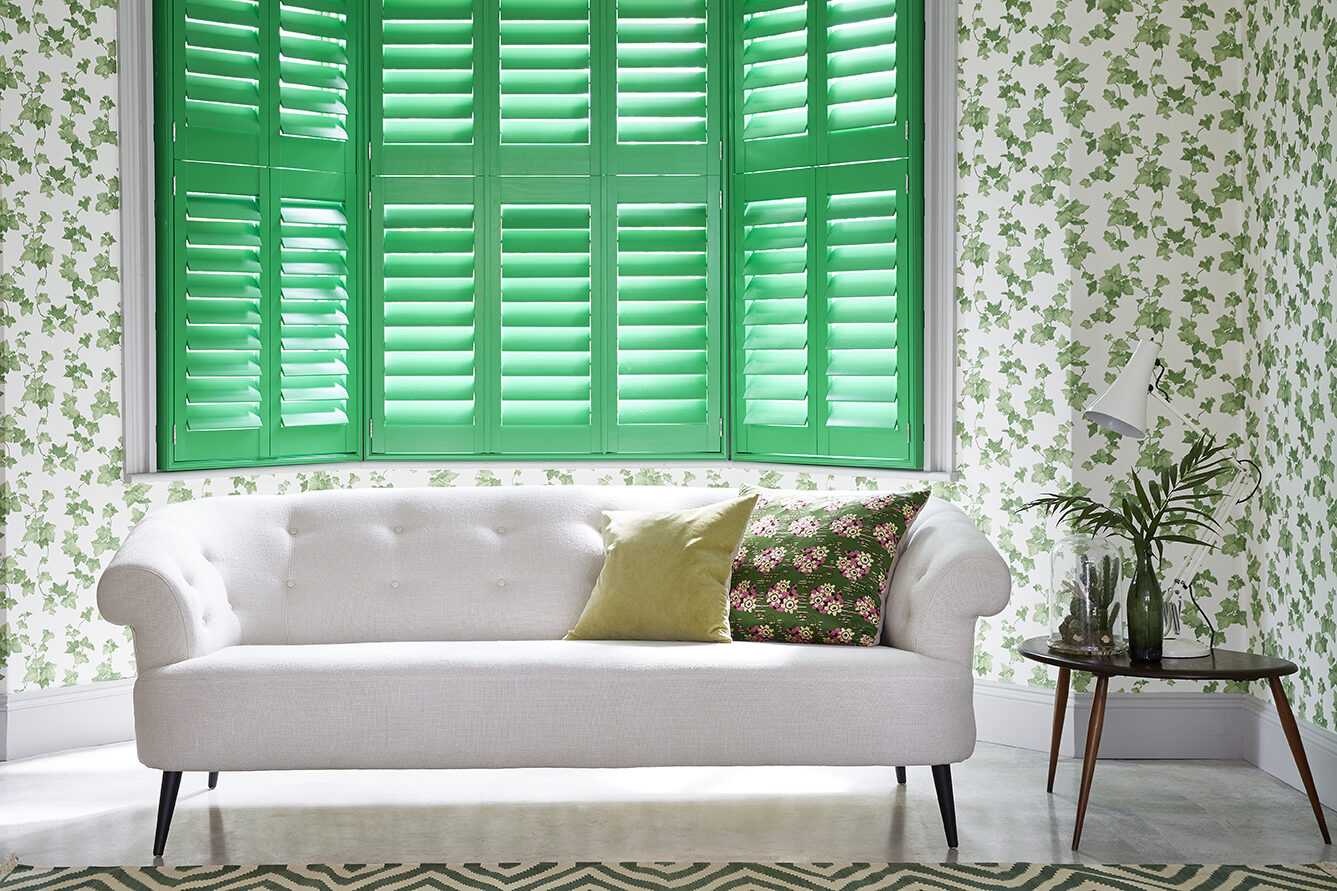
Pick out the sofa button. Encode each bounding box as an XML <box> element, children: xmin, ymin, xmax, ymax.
<box><xmin>496</xmin><ymin>526</ymin><xmax>506</xmax><ymax>534</ymax></box>
<box><xmin>391</xmin><ymin>580</ymin><xmax>400</xmax><ymax>589</ymax></box>
<box><xmin>394</xmin><ymin>525</ymin><xmax>404</xmax><ymax>533</ymax></box>
<box><xmin>497</xmin><ymin>578</ymin><xmax>506</xmax><ymax>587</ymax></box>
<box><xmin>286</xmin><ymin>580</ymin><xmax>295</xmax><ymax>588</ymax></box>
<box><xmin>289</xmin><ymin>528</ymin><xmax>297</xmax><ymax>535</ymax></box>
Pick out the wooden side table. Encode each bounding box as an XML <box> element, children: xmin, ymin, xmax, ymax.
<box><xmin>1019</xmin><ymin>636</ymin><xmax>1331</xmax><ymax>850</ymax></box>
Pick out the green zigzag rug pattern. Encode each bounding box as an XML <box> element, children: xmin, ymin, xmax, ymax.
<box><xmin>2</xmin><ymin>863</ymin><xmax>1336</xmax><ymax>890</ymax></box>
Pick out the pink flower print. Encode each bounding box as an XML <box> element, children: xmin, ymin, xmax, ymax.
<box><xmin>750</xmin><ymin>515</ymin><xmax>782</xmax><ymax>537</ymax></box>
<box><xmin>826</xmin><ymin>627</ymin><xmax>855</xmax><ymax>645</ymax></box>
<box><xmin>830</xmin><ymin>514</ymin><xmax>863</xmax><ymax>537</ymax></box>
<box><xmin>854</xmin><ymin>595</ymin><xmax>879</xmax><ymax>622</ymax></box>
<box><xmin>766</xmin><ymin>580</ymin><xmax>795</xmax><ymax>610</ymax></box>
<box><xmin>748</xmin><ymin>625</ymin><xmax>774</xmax><ymax>641</ymax></box>
<box><xmin>779</xmin><ymin>595</ymin><xmax>800</xmax><ymax>613</ymax></box>
<box><xmin>793</xmin><ymin>545</ymin><xmax>828</xmax><ymax>573</ymax></box>
<box><xmin>808</xmin><ymin>583</ymin><xmax>843</xmax><ymax>615</ymax></box>
<box><xmin>902</xmin><ymin>503</ymin><xmax>920</xmax><ymax>520</ymax></box>
<box><xmin>836</xmin><ymin>549</ymin><xmax>873</xmax><ymax>581</ymax></box>
<box><xmin>732</xmin><ymin>545</ymin><xmax>749</xmax><ymax>569</ymax></box>
<box><xmin>873</xmin><ymin>522</ymin><xmax>898</xmax><ymax>548</ymax></box>
<box><xmin>738</xmin><ymin>594</ymin><xmax>759</xmax><ymax>612</ymax></box>
<box><xmin>865</xmin><ymin>494</ymin><xmax>894</xmax><ymax>510</ymax></box>
<box><xmin>790</xmin><ymin>625</ymin><xmax>814</xmax><ymax>643</ymax></box>
<box><xmin>780</xmin><ymin>496</ymin><xmax>810</xmax><ymax>510</ymax></box>
<box><xmin>730</xmin><ymin>580</ymin><xmax>756</xmax><ymax>610</ymax></box>
<box><xmin>787</xmin><ymin>515</ymin><xmax>820</xmax><ymax>537</ymax></box>
<box><xmin>858</xmin><ymin>634</ymin><xmax>876</xmax><ymax>646</ymax></box>
<box><xmin>753</xmin><ymin>546</ymin><xmax>786</xmax><ymax>572</ymax></box>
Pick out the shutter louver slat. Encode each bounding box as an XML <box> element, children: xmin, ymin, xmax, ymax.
<box><xmin>377</xmin><ymin>185</ymin><xmax>478</xmax><ymax>444</ymax></box>
<box><xmin>180</xmin><ymin>166</ymin><xmax>265</xmax><ymax>444</ymax></box>
<box><xmin>616</xmin><ymin>200</ymin><xmax>709</xmax><ymax>426</ymax></box>
<box><xmin>616</xmin><ymin>0</ymin><xmax>707</xmax><ymax>147</ymax></box>
<box><xmin>499</xmin><ymin>201</ymin><xmax>593</xmax><ymax>438</ymax></box>
<box><xmin>276</xmin><ymin>176</ymin><xmax>355</xmax><ymax>443</ymax></box>
<box><xmin>499</xmin><ymin>0</ymin><xmax>591</xmax><ymax>146</ymax></box>
<box><xmin>180</xmin><ymin>0</ymin><xmax>263</xmax><ymax>163</ymax></box>
<box><xmin>379</xmin><ymin>0</ymin><xmax>475</xmax><ymax>165</ymax></box>
<box><xmin>740</xmin><ymin>192</ymin><xmax>809</xmax><ymax>428</ymax></box>
<box><xmin>824</xmin><ymin>186</ymin><xmax>897</xmax><ymax>430</ymax></box>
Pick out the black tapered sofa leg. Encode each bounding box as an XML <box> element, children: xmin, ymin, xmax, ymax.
<box><xmin>895</xmin><ymin>766</ymin><xmax>907</xmax><ymax>785</ymax></box>
<box><xmin>930</xmin><ymin>764</ymin><xmax>958</xmax><ymax>848</ymax></box>
<box><xmin>153</xmin><ymin>771</ymin><xmax>183</xmax><ymax>857</ymax></box>
<box><xmin>208</xmin><ymin>771</ymin><xmax>219</xmax><ymax>790</ymax></box>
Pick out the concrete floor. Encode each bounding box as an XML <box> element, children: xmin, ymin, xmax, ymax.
<box><xmin>0</xmin><ymin>741</ymin><xmax>1332</xmax><ymax>866</ymax></box>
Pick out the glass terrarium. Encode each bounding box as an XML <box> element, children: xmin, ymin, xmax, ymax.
<box><xmin>1048</xmin><ymin>534</ymin><xmax>1126</xmax><ymax>656</ymax></box>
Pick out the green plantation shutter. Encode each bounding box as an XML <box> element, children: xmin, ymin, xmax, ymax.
<box><xmin>497</xmin><ymin>0</ymin><xmax>595</xmax><ymax>173</ymax></box>
<box><xmin>271</xmin><ymin>168</ymin><xmax>362</xmax><ymax>458</ymax></box>
<box><xmin>160</xmin><ymin>0</ymin><xmax>362</xmax><ymax>468</ymax></box>
<box><xmin>495</xmin><ymin>178</ymin><xmax>600</xmax><ymax>454</ymax></box>
<box><xmin>733</xmin><ymin>168</ymin><xmax>816</xmax><ymax>458</ymax></box>
<box><xmin>612</xmin><ymin>0</ymin><xmax>714</xmax><ymax>174</ymax></box>
<box><xmin>171</xmin><ymin>162</ymin><xmax>268</xmax><ymax>463</ymax></box>
<box><xmin>820</xmin><ymin>160</ymin><xmax>912</xmax><ymax>462</ymax></box>
<box><xmin>607</xmin><ymin>176</ymin><xmax>721</xmax><ymax>454</ymax></box>
<box><xmin>372</xmin><ymin>176</ymin><xmax>484</xmax><ymax>456</ymax></box>
<box><xmin>737</xmin><ymin>0</ymin><xmax>811</xmax><ymax>172</ymax></box>
<box><xmin>730</xmin><ymin>0</ymin><xmax>921</xmax><ymax>467</ymax></box>
<box><xmin>374</xmin><ymin>0</ymin><xmax>478</xmax><ymax>175</ymax></box>
<box><xmin>275</xmin><ymin>0</ymin><xmax>357</xmax><ymax>172</ymax></box>
<box><xmin>176</xmin><ymin>0</ymin><xmax>266</xmax><ymax>165</ymax></box>
<box><xmin>824</xmin><ymin>0</ymin><xmax>907</xmax><ymax>162</ymax></box>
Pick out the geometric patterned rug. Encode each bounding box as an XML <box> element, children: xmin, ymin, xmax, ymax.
<box><xmin>3</xmin><ymin>863</ymin><xmax>1337</xmax><ymax>890</ymax></box>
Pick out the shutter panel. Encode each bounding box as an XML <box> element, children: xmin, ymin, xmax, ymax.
<box><xmin>819</xmin><ymin>160</ymin><xmax>911</xmax><ymax>462</ymax></box>
<box><xmin>176</xmin><ymin>0</ymin><xmax>266</xmax><ymax>165</ymax></box>
<box><xmin>271</xmin><ymin>169</ymin><xmax>361</xmax><ymax>458</ymax></box>
<box><xmin>612</xmin><ymin>0</ymin><xmax>712</xmax><ymax>173</ymax></box>
<box><xmin>732</xmin><ymin>168</ymin><xmax>816</xmax><ymax>458</ymax></box>
<box><xmin>494</xmin><ymin>177</ymin><xmax>600</xmax><ymax>454</ymax></box>
<box><xmin>824</xmin><ymin>0</ymin><xmax>906</xmax><ymax>163</ymax></box>
<box><xmin>171</xmin><ymin>161</ymin><xmax>268</xmax><ymax>464</ymax></box>
<box><xmin>373</xmin><ymin>176</ymin><xmax>484</xmax><ymax>455</ymax></box>
<box><xmin>375</xmin><ymin>0</ymin><xmax>478</xmax><ymax>175</ymax></box>
<box><xmin>275</xmin><ymin>0</ymin><xmax>357</xmax><ymax>172</ymax></box>
<box><xmin>736</xmin><ymin>0</ymin><xmax>812</xmax><ymax>173</ymax></box>
<box><xmin>496</xmin><ymin>0</ymin><xmax>593</xmax><ymax>173</ymax></box>
<box><xmin>607</xmin><ymin>176</ymin><xmax>721</xmax><ymax>454</ymax></box>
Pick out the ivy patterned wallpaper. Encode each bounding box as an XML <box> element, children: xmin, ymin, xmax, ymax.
<box><xmin>0</xmin><ymin>0</ymin><xmax>1327</xmax><ymax>732</ymax></box>
<box><xmin>1242</xmin><ymin>0</ymin><xmax>1337</xmax><ymax>729</ymax></box>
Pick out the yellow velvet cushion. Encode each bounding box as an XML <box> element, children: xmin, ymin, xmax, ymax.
<box><xmin>564</xmin><ymin>494</ymin><xmax>760</xmax><ymax>643</ymax></box>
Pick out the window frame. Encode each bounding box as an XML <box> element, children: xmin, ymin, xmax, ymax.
<box><xmin>118</xmin><ymin>0</ymin><xmax>956</xmax><ymax>478</ymax></box>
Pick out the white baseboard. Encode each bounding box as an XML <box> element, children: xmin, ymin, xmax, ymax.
<box><xmin>975</xmin><ymin>679</ymin><xmax>1337</xmax><ymax>806</ymax></box>
<box><xmin>0</xmin><ymin>679</ymin><xmax>135</xmax><ymax>761</ymax></box>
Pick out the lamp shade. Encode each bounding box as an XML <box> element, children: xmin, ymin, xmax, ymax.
<box><xmin>1084</xmin><ymin>340</ymin><xmax>1162</xmax><ymax>439</ymax></box>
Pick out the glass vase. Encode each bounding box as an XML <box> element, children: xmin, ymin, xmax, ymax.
<box><xmin>1126</xmin><ymin>549</ymin><xmax>1163</xmax><ymax>662</ymax></box>
<box><xmin>1047</xmin><ymin>534</ymin><xmax>1125</xmax><ymax>656</ymax></box>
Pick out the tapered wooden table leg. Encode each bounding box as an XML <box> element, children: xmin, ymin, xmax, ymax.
<box><xmin>1072</xmin><ymin>674</ymin><xmax>1109</xmax><ymax>850</ymax></box>
<box><xmin>1268</xmin><ymin>676</ymin><xmax>1331</xmax><ymax>844</ymax></box>
<box><xmin>1048</xmin><ymin>667</ymin><xmax>1070</xmax><ymax>793</ymax></box>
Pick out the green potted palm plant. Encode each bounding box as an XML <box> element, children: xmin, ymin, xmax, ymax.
<box><xmin>1023</xmin><ymin>434</ymin><xmax>1235</xmax><ymax>661</ymax></box>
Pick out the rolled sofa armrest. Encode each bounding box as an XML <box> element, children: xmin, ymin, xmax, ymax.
<box><xmin>882</xmin><ymin>498</ymin><xmax>1012</xmax><ymax>668</ymax></box>
<box><xmin>97</xmin><ymin>511</ymin><xmax>241</xmax><ymax>671</ymax></box>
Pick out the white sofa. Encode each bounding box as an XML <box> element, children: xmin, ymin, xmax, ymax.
<box><xmin>97</xmin><ymin>486</ymin><xmax>1010</xmax><ymax>855</ymax></box>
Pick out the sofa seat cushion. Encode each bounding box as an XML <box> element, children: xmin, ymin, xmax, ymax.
<box><xmin>133</xmin><ymin>641</ymin><xmax>977</xmax><ymax>771</ymax></box>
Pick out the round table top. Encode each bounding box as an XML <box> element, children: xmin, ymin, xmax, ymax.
<box><xmin>1018</xmin><ymin>636</ymin><xmax>1297</xmax><ymax>681</ymax></box>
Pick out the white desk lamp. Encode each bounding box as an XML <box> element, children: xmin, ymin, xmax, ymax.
<box><xmin>1083</xmin><ymin>340</ymin><xmax>1260</xmax><ymax>659</ymax></box>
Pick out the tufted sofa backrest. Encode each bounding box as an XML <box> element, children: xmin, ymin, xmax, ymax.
<box><xmin>143</xmin><ymin>486</ymin><xmax>733</xmax><ymax>644</ymax></box>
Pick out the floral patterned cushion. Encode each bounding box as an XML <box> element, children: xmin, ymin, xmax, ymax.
<box><xmin>728</xmin><ymin>487</ymin><xmax>931</xmax><ymax>646</ymax></box>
